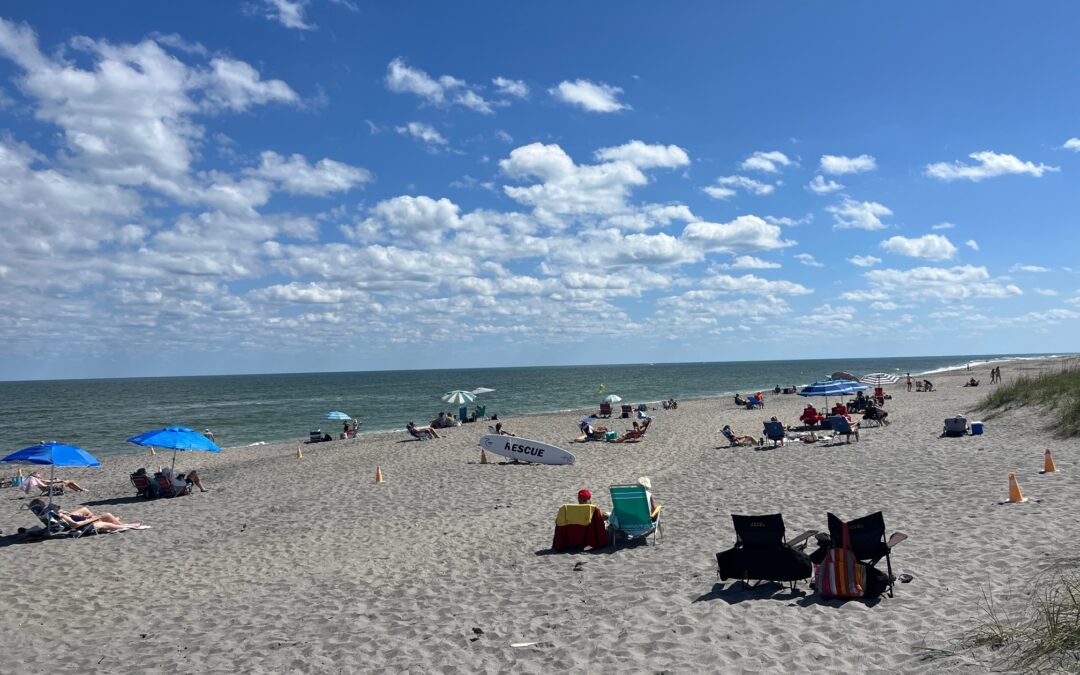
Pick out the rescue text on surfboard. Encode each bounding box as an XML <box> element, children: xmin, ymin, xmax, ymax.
<box><xmin>504</xmin><ymin>441</ymin><xmax>545</xmax><ymax>458</ymax></box>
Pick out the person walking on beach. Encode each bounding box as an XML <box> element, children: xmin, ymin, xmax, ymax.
<box><xmin>906</xmin><ymin>373</ymin><xmax>913</xmax><ymax>392</ymax></box>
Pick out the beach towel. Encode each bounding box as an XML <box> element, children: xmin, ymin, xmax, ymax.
<box><xmin>552</xmin><ymin>504</ymin><xmax>608</xmax><ymax>551</ymax></box>
<box><xmin>817</xmin><ymin>522</ymin><xmax>863</xmax><ymax>598</ymax></box>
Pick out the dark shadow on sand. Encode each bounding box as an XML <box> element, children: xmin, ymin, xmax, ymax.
<box><xmin>693</xmin><ymin>581</ymin><xmax>808</xmax><ymax>605</ymax></box>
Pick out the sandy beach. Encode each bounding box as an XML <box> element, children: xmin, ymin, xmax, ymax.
<box><xmin>3</xmin><ymin>357</ymin><xmax>1079</xmax><ymax>673</ymax></box>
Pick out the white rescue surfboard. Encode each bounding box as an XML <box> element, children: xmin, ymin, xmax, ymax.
<box><xmin>478</xmin><ymin>434</ymin><xmax>576</xmax><ymax>465</ymax></box>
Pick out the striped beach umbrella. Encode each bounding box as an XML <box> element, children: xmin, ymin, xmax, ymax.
<box><xmin>860</xmin><ymin>373</ymin><xmax>900</xmax><ymax>386</ymax></box>
<box><xmin>322</xmin><ymin>411</ymin><xmax>352</xmax><ymax>420</ymax></box>
<box><xmin>441</xmin><ymin>390</ymin><xmax>476</xmax><ymax>405</ymax></box>
<box><xmin>799</xmin><ymin>380</ymin><xmax>869</xmax><ymax>407</ymax></box>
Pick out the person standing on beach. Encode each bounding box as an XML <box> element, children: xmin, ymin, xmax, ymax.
<box><xmin>906</xmin><ymin>373</ymin><xmax>913</xmax><ymax>392</ymax></box>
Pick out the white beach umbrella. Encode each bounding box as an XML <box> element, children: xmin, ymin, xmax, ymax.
<box><xmin>471</xmin><ymin>387</ymin><xmax>496</xmax><ymax>395</ymax></box>
<box><xmin>602</xmin><ymin>394</ymin><xmax>623</xmax><ymax>404</ymax></box>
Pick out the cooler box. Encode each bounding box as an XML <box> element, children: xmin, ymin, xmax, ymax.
<box><xmin>971</xmin><ymin>421</ymin><xmax>984</xmax><ymax>435</ymax></box>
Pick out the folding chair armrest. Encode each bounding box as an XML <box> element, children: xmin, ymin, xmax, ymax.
<box><xmin>887</xmin><ymin>532</ymin><xmax>908</xmax><ymax>548</ymax></box>
<box><xmin>650</xmin><ymin>504</ymin><xmax>663</xmax><ymax>519</ymax></box>
<box><xmin>787</xmin><ymin>530</ymin><xmax>818</xmax><ymax>550</ymax></box>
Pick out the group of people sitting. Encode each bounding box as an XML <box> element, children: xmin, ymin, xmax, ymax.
<box><xmin>553</xmin><ymin>478</ymin><xmax>661</xmax><ymax>551</ymax></box>
<box><xmin>733</xmin><ymin>392</ymin><xmax>765</xmax><ymax>409</ymax></box>
<box><xmin>661</xmin><ymin>399</ymin><xmax>678</xmax><ymax>410</ymax></box>
<box><xmin>430</xmin><ymin>412</ymin><xmax>460</xmax><ymax>429</ymax></box>
<box><xmin>914</xmin><ymin>379</ymin><xmax>935</xmax><ymax>392</ymax></box>
<box><xmin>577</xmin><ymin>417</ymin><xmax>651</xmax><ymax>443</ymax></box>
<box><xmin>133</xmin><ymin>466</ymin><xmax>209</xmax><ymax>498</ymax></box>
<box><xmin>798</xmin><ymin>399</ymin><xmax>890</xmax><ymax>427</ymax></box>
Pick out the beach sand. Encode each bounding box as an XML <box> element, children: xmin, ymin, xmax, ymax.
<box><xmin>3</xmin><ymin>357</ymin><xmax>1079</xmax><ymax>673</ymax></box>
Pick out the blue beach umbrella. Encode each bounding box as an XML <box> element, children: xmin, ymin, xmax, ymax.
<box><xmin>322</xmin><ymin>411</ymin><xmax>352</xmax><ymax>421</ymax></box>
<box><xmin>798</xmin><ymin>380</ymin><xmax>869</xmax><ymax>408</ymax></box>
<box><xmin>127</xmin><ymin>426</ymin><xmax>221</xmax><ymax>472</ymax></box>
<box><xmin>1</xmin><ymin>441</ymin><xmax>101</xmax><ymax>512</ymax></box>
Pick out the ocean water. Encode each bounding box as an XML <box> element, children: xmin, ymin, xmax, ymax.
<box><xmin>0</xmin><ymin>353</ymin><xmax>1055</xmax><ymax>457</ymax></box>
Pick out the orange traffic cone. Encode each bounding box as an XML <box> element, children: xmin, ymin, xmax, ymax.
<box><xmin>1005</xmin><ymin>472</ymin><xmax>1028</xmax><ymax>503</ymax></box>
<box><xmin>480</xmin><ymin>447</ymin><xmax>489</xmax><ymax>464</ymax></box>
<box><xmin>374</xmin><ymin>466</ymin><xmax>384</xmax><ymax>483</ymax></box>
<box><xmin>1040</xmin><ymin>449</ymin><xmax>1057</xmax><ymax>474</ymax></box>
<box><xmin>296</xmin><ymin>446</ymin><xmax>303</xmax><ymax>460</ymax></box>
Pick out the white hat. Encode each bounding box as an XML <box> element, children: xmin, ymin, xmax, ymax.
<box><xmin>637</xmin><ymin>476</ymin><xmax>651</xmax><ymax>490</ymax></box>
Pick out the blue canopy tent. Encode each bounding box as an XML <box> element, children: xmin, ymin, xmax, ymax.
<box><xmin>127</xmin><ymin>426</ymin><xmax>221</xmax><ymax>472</ymax></box>
<box><xmin>0</xmin><ymin>441</ymin><xmax>101</xmax><ymax>513</ymax></box>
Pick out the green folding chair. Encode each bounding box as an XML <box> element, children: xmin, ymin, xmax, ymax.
<box><xmin>608</xmin><ymin>484</ymin><xmax>663</xmax><ymax>548</ymax></box>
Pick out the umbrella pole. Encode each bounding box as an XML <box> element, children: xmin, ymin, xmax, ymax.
<box><xmin>48</xmin><ymin>462</ymin><xmax>55</xmax><ymax>516</ymax></box>
<box><xmin>171</xmin><ymin>449</ymin><xmax>177</xmax><ymax>473</ymax></box>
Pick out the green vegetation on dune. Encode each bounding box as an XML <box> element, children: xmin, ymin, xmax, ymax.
<box><xmin>976</xmin><ymin>362</ymin><xmax>1080</xmax><ymax>438</ymax></box>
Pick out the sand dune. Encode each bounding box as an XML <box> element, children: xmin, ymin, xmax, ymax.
<box><xmin>3</xmin><ymin>358</ymin><xmax>1078</xmax><ymax>672</ymax></box>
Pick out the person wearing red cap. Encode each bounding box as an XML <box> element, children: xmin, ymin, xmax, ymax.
<box><xmin>577</xmin><ymin>489</ymin><xmax>608</xmax><ymax>520</ymax></box>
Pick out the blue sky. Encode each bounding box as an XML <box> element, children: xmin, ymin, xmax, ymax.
<box><xmin>1</xmin><ymin>1</ymin><xmax>1078</xmax><ymax>380</ymax></box>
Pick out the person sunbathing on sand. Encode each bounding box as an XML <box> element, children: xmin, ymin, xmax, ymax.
<box><xmin>22</xmin><ymin>472</ymin><xmax>87</xmax><ymax>494</ymax></box>
<box><xmin>161</xmin><ymin>466</ymin><xmax>208</xmax><ymax>493</ymax></box>
<box><xmin>722</xmin><ymin>425</ymin><xmax>759</xmax><ymax>447</ymax></box>
<box><xmin>407</xmin><ymin>421</ymin><xmax>441</xmax><ymax>439</ymax></box>
<box><xmin>611</xmin><ymin>419</ymin><xmax>650</xmax><ymax>443</ymax></box>
<box><xmin>33</xmin><ymin>499</ymin><xmax>142</xmax><ymax>532</ymax></box>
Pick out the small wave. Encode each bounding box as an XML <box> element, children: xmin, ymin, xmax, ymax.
<box><xmin>245</xmin><ymin>441</ymin><xmax>267</xmax><ymax>446</ymax></box>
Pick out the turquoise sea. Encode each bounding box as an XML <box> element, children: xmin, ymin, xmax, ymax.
<box><xmin>0</xmin><ymin>354</ymin><xmax>1057</xmax><ymax>456</ymax></box>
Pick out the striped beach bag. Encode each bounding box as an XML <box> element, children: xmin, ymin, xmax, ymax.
<box><xmin>816</xmin><ymin>521</ymin><xmax>864</xmax><ymax>598</ymax></box>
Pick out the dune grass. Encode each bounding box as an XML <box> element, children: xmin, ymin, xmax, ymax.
<box><xmin>976</xmin><ymin>363</ymin><xmax>1080</xmax><ymax>438</ymax></box>
<box><xmin>937</xmin><ymin>557</ymin><xmax>1080</xmax><ymax>671</ymax></box>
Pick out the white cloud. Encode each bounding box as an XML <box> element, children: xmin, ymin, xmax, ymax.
<box><xmin>385</xmin><ymin>58</ymin><xmax>492</xmax><ymax>113</ymax></box>
<box><xmin>794</xmin><ymin>253</ymin><xmax>823</xmax><ymax>268</ymax></box>
<box><xmin>965</xmin><ymin>239</ymin><xmax>979</xmax><ymax>251</ymax></box>
<box><xmin>827</xmin><ymin>197</ymin><xmax>892</xmax><ymax>230</ymax></box>
<box><xmin>396</xmin><ymin>121</ymin><xmax>448</xmax><ymax>147</ymax></box>
<box><xmin>549</xmin><ymin>79</ymin><xmax>629</xmax><ymax>113</ymax></box>
<box><xmin>820</xmin><ymin>154</ymin><xmax>876</xmax><ymax>175</ymax></box>
<box><xmin>259</xmin><ymin>0</ymin><xmax>314</xmax><ymax>30</ymax></box>
<box><xmin>880</xmin><ymin>234</ymin><xmax>957</xmax><ymax>261</ymax></box>
<box><xmin>1063</xmin><ymin>138</ymin><xmax>1080</xmax><ymax>152</ymax></box>
<box><xmin>870</xmin><ymin>301</ymin><xmax>899</xmax><ymax>311</ymax></box>
<box><xmin>492</xmin><ymin>77</ymin><xmax>528</xmax><ymax>98</ymax></box>
<box><xmin>681</xmin><ymin>215</ymin><xmax>795</xmax><ymax>254</ymax></box>
<box><xmin>594</xmin><ymin>140</ymin><xmax>689</xmax><ymax>169</ymax></box>
<box><xmin>248</xmin><ymin>151</ymin><xmax>370</xmax><ymax>195</ymax></box>
<box><xmin>1011</xmin><ymin>264</ymin><xmax>1050</xmax><ymax>273</ymax></box>
<box><xmin>765</xmin><ymin>214</ymin><xmax>812</xmax><ymax>227</ymax></box>
<box><xmin>925</xmin><ymin>151</ymin><xmax>1058</xmax><ymax>182</ymax></box>
<box><xmin>740</xmin><ymin>150</ymin><xmax>793</xmax><ymax>173</ymax></box>
<box><xmin>500</xmin><ymin>142</ymin><xmax>661</xmax><ymax>217</ymax></box>
<box><xmin>723</xmin><ymin>255</ymin><xmax>781</xmax><ymax>270</ymax></box>
<box><xmin>931</xmin><ymin>222</ymin><xmax>955</xmax><ymax>230</ymax></box>
<box><xmin>844</xmin><ymin>265</ymin><xmax>1022</xmax><ymax>302</ymax></box>
<box><xmin>199</xmin><ymin>58</ymin><xmax>299</xmax><ymax>112</ymax></box>
<box><xmin>345</xmin><ymin>195</ymin><xmax>462</xmax><ymax>247</ymax></box>
<box><xmin>1033</xmin><ymin>288</ymin><xmax>1058</xmax><ymax>297</ymax></box>
<box><xmin>848</xmin><ymin>255</ymin><xmax>881</xmax><ymax>267</ymax></box>
<box><xmin>701</xmin><ymin>273</ymin><xmax>811</xmax><ymax>296</ymax></box>
<box><xmin>704</xmin><ymin>175</ymin><xmax>774</xmax><ymax>200</ymax></box>
<box><xmin>494</xmin><ymin>130</ymin><xmax>514</xmax><ymax>144</ymax></box>
<box><xmin>807</xmin><ymin>175</ymin><xmax>843</xmax><ymax>194</ymax></box>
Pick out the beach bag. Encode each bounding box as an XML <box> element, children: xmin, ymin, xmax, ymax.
<box><xmin>816</xmin><ymin>522</ymin><xmax>863</xmax><ymax>598</ymax></box>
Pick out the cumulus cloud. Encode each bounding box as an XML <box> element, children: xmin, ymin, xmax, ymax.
<box><xmin>848</xmin><ymin>255</ymin><xmax>881</xmax><ymax>267</ymax></box>
<box><xmin>820</xmin><ymin>154</ymin><xmax>876</xmax><ymax>175</ymax></box>
<box><xmin>594</xmin><ymin>140</ymin><xmax>689</xmax><ymax>168</ymax></box>
<box><xmin>965</xmin><ymin>239</ymin><xmax>979</xmax><ymax>251</ymax></box>
<box><xmin>701</xmin><ymin>273</ymin><xmax>811</xmax><ymax>296</ymax></box>
<box><xmin>740</xmin><ymin>150</ymin><xmax>793</xmax><ymax>173</ymax></box>
<box><xmin>385</xmin><ymin>58</ymin><xmax>492</xmax><ymax>113</ymax></box>
<box><xmin>396</xmin><ymin>121</ymin><xmax>448</xmax><ymax>147</ymax></box>
<box><xmin>1063</xmin><ymin>138</ymin><xmax>1080</xmax><ymax>152</ymax></box>
<box><xmin>248</xmin><ymin>151</ymin><xmax>370</xmax><ymax>195</ymax></box>
<box><xmin>681</xmin><ymin>215</ymin><xmax>794</xmax><ymax>254</ymax></box>
<box><xmin>880</xmin><ymin>234</ymin><xmax>957</xmax><ymax>261</ymax></box>
<box><xmin>492</xmin><ymin>77</ymin><xmax>528</xmax><ymax>98</ymax></box>
<box><xmin>931</xmin><ymin>222</ymin><xmax>955</xmax><ymax>230</ymax></box>
<box><xmin>925</xmin><ymin>151</ymin><xmax>1058</xmax><ymax>182</ymax></box>
<box><xmin>722</xmin><ymin>255</ymin><xmax>781</xmax><ymax>270</ymax></box>
<box><xmin>794</xmin><ymin>253</ymin><xmax>824</xmax><ymax>268</ymax></box>
<box><xmin>843</xmin><ymin>265</ymin><xmax>1022</xmax><ymax>302</ymax></box>
<box><xmin>549</xmin><ymin>79</ymin><xmax>629</xmax><ymax>113</ymax></box>
<box><xmin>807</xmin><ymin>175</ymin><xmax>843</xmax><ymax>194</ymax></box>
<box><xmin>1011</xmin><ymin>264</ymin><xmax>1050</xmax><ymax>273</ymax></box>
<box><xmin>703</xmin><ymin>175</ymin><xmax>774</xmax><ymax>200</ymax></box>
<box><xmin>827</xmin><ymin>197</ymin><xmax>892</xmax><ymax>230</ymax></box>
<box><xmin>258</xmin><ymin>0</ymin><xmax>315</xmax><ymax>30</ymax></box>
<box><xmin>1033</xmin><ymin>288</ymin><xmax>1058</xmax><ymax>296</ymax></box>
